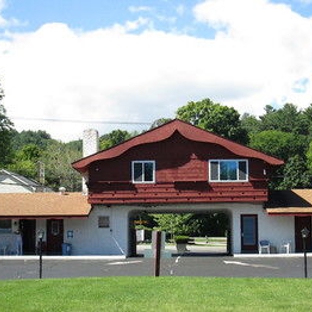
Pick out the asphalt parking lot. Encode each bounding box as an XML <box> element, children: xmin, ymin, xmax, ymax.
<box><xmin>0</xmin><ymin>254</ymin><xmax>311</xmax><ymax>280</ymax></box>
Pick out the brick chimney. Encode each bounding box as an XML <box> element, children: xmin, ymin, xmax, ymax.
<box><xmin>82</xmin><ymin>129</ymin><xmax>99</xmax><ymax>194</ymax></box>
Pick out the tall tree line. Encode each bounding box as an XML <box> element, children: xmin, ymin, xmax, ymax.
<box><xmin>1</xmin><ymin>87</ymin><xmax>312</xmax><ymax>191</ymax></box>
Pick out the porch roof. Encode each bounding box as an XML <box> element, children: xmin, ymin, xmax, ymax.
<box><xmin>0</xmin><ymin>192</ymin><xmax>92</xmax><ymax>218</ymax></box>
<box><xmin>266</xmin><ymin>189</ymin><xmax>312</xmax><ymax>216</ymax></box>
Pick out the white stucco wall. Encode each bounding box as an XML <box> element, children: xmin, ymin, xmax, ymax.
<box><xmin>63</xmin><ymin>206</ymin><xmax>130</xmax><ymax>255</ymax></box>
<box><xmin>33</xmin><ymin>202</ymin><xmax>295</xmax><ymax>256</ymax></box>
<box><xmin>231</xmin><ymin>203</ymin><xmax>294</xmax><ymax>254</ymax></box>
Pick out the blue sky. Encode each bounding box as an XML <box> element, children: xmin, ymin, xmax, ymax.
<box><xmin>3</xmin><ymin>1</ymin><xmax>312</xmax><ymax>36</ymax></box>
<box><xmin>1</xmin><ymin>0</ymin><xmax>312</xmax><ymax>141</ymax></box>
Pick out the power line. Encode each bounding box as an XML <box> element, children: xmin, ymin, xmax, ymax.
<box><xmin>10</xmin><ymin>116</ymin><xmax>152</xmax><ymax>126</ymax></box>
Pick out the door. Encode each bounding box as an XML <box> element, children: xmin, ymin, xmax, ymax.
<box><xmin>295</xmin><ymin>216</ymin><xmax>312</xmax><ymax>252</ymax></box>
<box><xmin>46</xmin><ymin>219</ymin><xmax>64</xmax><ymax>255</ymax></box>
<box><xmin>241</xmin><ymin>214</ymin><xmax>258</xmax><ymax>253</ymax></box>
<box><xmin>20</xmin><ymin>219</ymin><xmax>36</xmax><ymax>255</ymax></box>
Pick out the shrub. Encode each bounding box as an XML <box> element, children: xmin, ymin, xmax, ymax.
<box><xmin>174</xmin><ymin>235</ymin><xmax>189</xmax><ymax>244</ymax></box>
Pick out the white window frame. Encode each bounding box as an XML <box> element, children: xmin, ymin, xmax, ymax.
<box><xmin>209</xmin><ymin>159</ymin><xmax>249</xmax><ymax>182</ymax></box>
<box><xmin>132</xmin><ymin>160</ymin><xmax>156</xmax><ymax>183</ymax></box>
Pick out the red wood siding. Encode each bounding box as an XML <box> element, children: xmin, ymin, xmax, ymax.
<box><xmin>87</xmin><ymin>132</ymin><xmax>271</xmax><ymax>205</ymax></box>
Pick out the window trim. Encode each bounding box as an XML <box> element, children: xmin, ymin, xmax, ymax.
<box><xmin>209</xmin><ymin>159</ymin><xmax>249</xmax><ymax>182</ymax></box>
<box><xmin>132</xmin><ymin>160</ymin><xmax>156</xmax><ymax>184</ymax></box>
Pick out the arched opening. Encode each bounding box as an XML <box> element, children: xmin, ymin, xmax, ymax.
<box><xmin>128</xmin><ymin>208</ymin><xmax>232</xmax><ymax>257</ymax></box>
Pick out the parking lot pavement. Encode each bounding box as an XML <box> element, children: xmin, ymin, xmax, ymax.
<box><xmin>0</xmin><ymin>254</ymin><xmax>311</xmax><ymax>280</ymax></box>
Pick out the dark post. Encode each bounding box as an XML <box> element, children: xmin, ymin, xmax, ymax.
<box><xmin>39</xmin><ymin>237</ymin><xmax>43</xmax><ymax>279</ymax></box>
<box><xmin>301</xmin><ymin>227</ymin><xmax>309</xmax><ymax>279</ymax></box>
<box><xmin>154</xmin><ymin>231</ymin><xmax>162</xmax><ymax>277</ymax></box>
<box><xmin>38</xmin><ymin>229</ymin><xmax>44</xmax><ymax>279</ymax></box>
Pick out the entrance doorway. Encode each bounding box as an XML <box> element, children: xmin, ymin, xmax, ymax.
<box><xmin>295</xmin><ymin>216</ymin><xmax>312</xmax><ymax>252</ymax></box>
<box><xmin>20</xmin><ymin>219</ymin><xmax>36</xmax><ymax>255</ymax></box>
<box><xmin>46</xmin><ymin>219</ymin><xmax>64</xmax><ymax>255</ymax></box>
<box><xmin>241</xmin><ymin>214</ymin><xmax>258</xmax><ymax>253</ymax></box>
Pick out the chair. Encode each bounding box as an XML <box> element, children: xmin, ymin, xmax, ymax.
<box><xmin>280</xmin><ymin>242</ymin><xmax>291</xmax><ymax>253</ymax></box>
<box><xmin>259</xmin><ymin>240</ymin><xmax>270</xmax><ymax>254</ymax></box>
<box><xmin>0</xmin><ymin>245</ymin><xmax>8</xmax><ymax>255</ymax></box>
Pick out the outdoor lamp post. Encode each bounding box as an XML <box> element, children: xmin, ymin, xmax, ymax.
<box><xmin>38</xmin><ymin>229</ymin><xmax>44</xmax><ymax>279</ymax></box>
<box><xmin>301</xmin><ymin>227</ymin><xmax>310</xmax><ymax>279</ymax></box>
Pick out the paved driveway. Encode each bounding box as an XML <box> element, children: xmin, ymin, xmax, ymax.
<box><xmin>0</xmin><ymin>254</ymin><xmax>310</xmax><ymax>280</ymax></box>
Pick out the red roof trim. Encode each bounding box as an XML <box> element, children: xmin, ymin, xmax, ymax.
<box><xmin>72</xmin><ymin>119</ymin><xmax>284</xmax><ymax>173</ymax></box>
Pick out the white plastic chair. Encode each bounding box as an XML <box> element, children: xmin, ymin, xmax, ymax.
<box><xmin>0</xmin><ymin>245</ymin><xmax>8</xmax><ymax>255</ymax></box>
<box><xmin>259</xmin><ymin>240</ymin><xmax>270</xmax><ymax>254</ymax></box>
<box><xmin>280</xmin><ymin>242</ymin><xmax>291</xmax><ymax>253</ymax></box>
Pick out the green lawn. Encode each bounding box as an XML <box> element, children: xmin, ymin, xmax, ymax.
<box><xmin>0</xmin><ymin>277</ymin><xmax>312</xmax><ymax>311</ymax></box>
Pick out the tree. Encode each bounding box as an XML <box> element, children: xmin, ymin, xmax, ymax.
<box><xmin>176</xmin><ymin>98</ymin><xmax>248</xmax><ymax>144</ymax></box>
<box><xmin>100</xmin><ymin>130</ymin><xmax>132</xmax><ymax>150</ymax></box>
<box><xmin>152</xmin><ymin>213</ymin><xmax>197</xmax><ymax>238</ymax></box>
<box><xmin>8</xmin><ymin>144</ymin><xmax>42</xmax><ymax>179</ymax></box>
<box><xmin>278</xmin><ymin>155</ymin><xmax>311</xmax><ymax>189</ymax></box>
<box><xmin>303</xmin><ymin>104</ymin><xmax>312</xmax><ymax>136</ymax></box>
<box><xmin>11</xmin><ymin>130</ymin><xmax>52</xmax><ymax>151</ymax></box>
<box><xmin>259</xmin><ymin>103</ymin><xmax>309</xmax><ymax>135</ymax></box>
<box><xmin>40</xmin><ymin>141</ymin><xmax>82</xmax><ymax>191</ymax></box>
<box><xmin>241</xmin><ymin>113</ymin><xmax>261</xmax><ymax>136</ymax></box>
<box><xmin>249</xmin><ymin>130</ymin><xmax>308</xmax><ymax>161</ymax></box>
<box><xmin>306</xmin><ymin>140</ymin><xmax>312</xmax><ymax>173</ymax></box>
<box><xmin>0</xmin><ymin>84</ymin><xmax>14</xmax><ymax>166</ymax></box>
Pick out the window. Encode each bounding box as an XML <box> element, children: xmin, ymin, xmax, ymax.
<box><xmin>98</xmin><ymin>216</ymin><xmax>110</xmax><ymax>228</ymax></box>
<box><xmin>209</xmin><ymin>160</ymin><xmax>248</xmax><ymax>182</ymax></box>
<box><xmin>132</xmin><ymin>161</ymin><xmax>155</xmax><ymax>183</ymax></box>
<box><xmin>0</xmin><ymin>220</ymin><xmax>12</xmax><ymax>233</ymax></box>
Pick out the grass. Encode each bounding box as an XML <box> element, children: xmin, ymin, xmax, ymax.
<box><xmin>0</xmin><ymin>277</ymin><xmax>312</xmax><ymax>311</ymax></box>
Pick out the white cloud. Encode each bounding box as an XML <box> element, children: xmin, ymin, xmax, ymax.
<box><xmin>128</xmin><ymin>6</ymin><xmax>153</xmax><ymax>13</ymax></box>
<box><xmin>1</xmin><ymin>0</ymin><xmax>312</xmax><ymax>141</ymax></box>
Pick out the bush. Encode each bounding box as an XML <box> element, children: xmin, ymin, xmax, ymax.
<box><xmin>174</xmin><ymin>236</ymin><xmax>189</xmax><ymax>244</ymax></box>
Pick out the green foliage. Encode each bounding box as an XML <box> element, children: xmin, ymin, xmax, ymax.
<box><xmin>0</xmin><ymin>85</ymin><xmax>14</xmax><ymax>166</ymax></box>
<box><xmin>11</xmin><ymin>130</ymin><xmax>52</xmax><ymax>150</ymax></box>
<box><xmin>40</xmin><ymin>141</ymin><xmax>82</xmax><ymax>191</ymax></box>
<box><xmin>259</xmin><ymin>103</ymin><xmax>310</xmax><ymax>135</ymax></box>
<box><xmin>152</xmin><ymin>213</ymin><xmax>197</xmax><ymax>237</ymax></box>
<box><xmin>241</xmin><ymin>113</ymin><xmax>261</xmax><ymax>135</ymax></box>
<box><xmin>176</xmin><ymin>98</ymin><xmax>248</xmax><ymax>144</ymax></box>
<box><xmin>100</xmin><ymin>129</ymin><xmax>132</xmax><ymax>150</ymax></box>
<box><xmin>174</xmin><ymin>235</ymin><xmax>189</xmax><ymax>243</ymax></box>
<box><xmin>189</xmin><ymin>213</ymin><xmax>229</xmax><ymax>237</ymax></box>
<box><xmin>278</xmin><ymin>155</ymin><xmax>311</xmax><ymax>190</ymax></box>
<box><xmin>307</xmin><ymin>141</ymin><xmax>312</xmax><ymax>172</ymax></box>
<box><xmin>7</xmin><ymin>144</ymin><xmax>42</xmax><ymax>180</ymax></box>
<box><xmin>249</xmin><ymin>130</ymin><xmax>308</xmax><ymax>161</ymax></box>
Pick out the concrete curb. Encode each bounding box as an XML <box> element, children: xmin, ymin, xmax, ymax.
<box><xmin>234</xmin><ymin>253</ymin><xmax>312</xmax><ymax>258</ymax></box>
<box><xmin>0</xmin><ymin>255</ymin><xmax>126</xmax><ymax>261</ymax></box>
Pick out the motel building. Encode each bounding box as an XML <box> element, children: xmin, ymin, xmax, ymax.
<box><xmin>0</xmin><ymin>119</ymin><xmax>311</xmax><ymax>256</ymax></box>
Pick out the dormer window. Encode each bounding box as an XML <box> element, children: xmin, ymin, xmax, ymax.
<box><xmin>209</xmin><ymin>160</ymin><xmax>248</xmax><ymax>182</ymax></box>
<box><xmin>132</xmin><ymin>161</ymin><xmax>155</xmax><ymax>183</ymax></box>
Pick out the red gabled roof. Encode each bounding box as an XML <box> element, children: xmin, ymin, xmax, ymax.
<box><xmin>72</xmin><ymin>119</ymin><xmax>284</xmax><ymax>173</ymax></box>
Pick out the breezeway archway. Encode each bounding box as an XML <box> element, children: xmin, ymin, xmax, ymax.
<box><xmin>127</xmin><ymin>204</ymin><xmax>235</xmax><ymax>257</ymax></box>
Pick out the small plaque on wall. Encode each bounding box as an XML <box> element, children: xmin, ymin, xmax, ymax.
<box><xmin>98</xmin><ymin>216</ymin><xmax>110</xmax><ymax>228</ymax></box>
